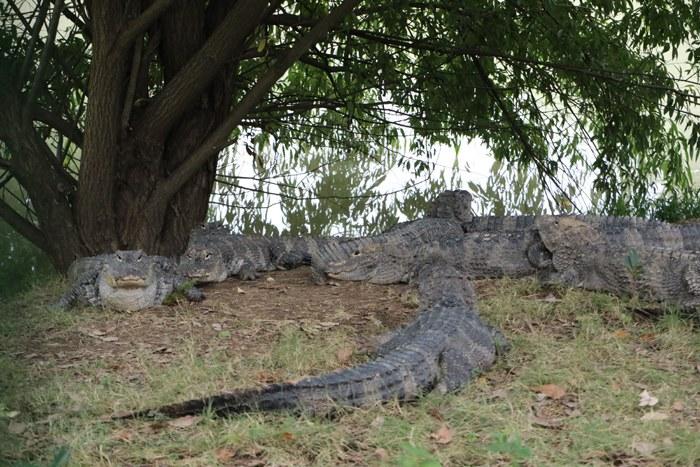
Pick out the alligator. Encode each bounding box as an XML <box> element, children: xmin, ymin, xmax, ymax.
<box><xmin>533</xmin><ymin>216</ymin><xmax>700</xmax><ymax>307</ymax></box>
<box><xmin>315</xmin><ymin>216</ymin><xmax>550</xmax><ymax>284</ymax></box>
<box><xmin>116</xmin><ymin>258</ymin><xmax>506</xmax><ymax>418</ymax></box>
<box><xmin>178</xmin><ymin>222</ymin><xmax>355</xmax><ymax>282</ymax></box>
<box><xmin>464</xmin><ymin>214</ymin><xmax>700</xmax><ymax>251</ymax></box>
<box><xmin>57</xmin><ymin>250</ymin><xmax>204</xmax><ymax>311</ymax></box>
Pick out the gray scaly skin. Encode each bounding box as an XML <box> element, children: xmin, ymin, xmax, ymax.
<box><xmin>316</xmin><ymin>217</ymin><xmax>550</xmax><ymax>284</ymax></box>
<box><xmin>465</xmin><ymin>214</ymin><xmax>700</xmax><ymax>251</ymax></box>
<box><xmin>533</xmin><ymin>217</ymin><xmax>700</xmax><ymax>307</ymax></box>
<box><xmin>312</xmin><ymin>218</ymin><xmax>467</xmax><ymax>284</ymax></box>
<box><xmin>178</xmin><ymin>222</ymin><xmax>353</xmax><ymax>283</ymax></box>
<box><xmin>57</xmin><ymin>250</ymin><xmax>204</xmax><ymax>311</ymax></box>
<box><xmin>116</xmin><ymin>259</ymin><xmax>505</xmax><ymax>418</ymax></box>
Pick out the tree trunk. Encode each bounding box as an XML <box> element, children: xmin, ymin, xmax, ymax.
<box><xmin>0</xmin><ymin>0</ymin><xmax>357</xmax><ymax>273</ymax></box>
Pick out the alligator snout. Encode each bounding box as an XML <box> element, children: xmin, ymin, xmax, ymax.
<box><xmin>114</xmin><ymin>275</ymin><xmax>148</xmax><ymax>288</ymax></box>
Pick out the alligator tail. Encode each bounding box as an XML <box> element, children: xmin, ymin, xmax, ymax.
<box><xmin>116</xmin><ymin>343</ymin><xmax>439</xmax><ymax>418</ymax></box>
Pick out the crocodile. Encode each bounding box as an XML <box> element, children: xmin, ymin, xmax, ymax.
<box><xmin>116</xmin><ymin>258</ymin><xmax>506</xmax><ymax>418</ymax></box>
<box><xmin>57</xmin><ymin>250</ymin><xmax>204</xmax><ymax>311</ymax></box>
<box><xmin>178</xmin><ymin>222</ymin><xmax>356</xmax><ymax>282</ymax></box>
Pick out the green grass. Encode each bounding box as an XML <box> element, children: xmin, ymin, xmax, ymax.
<box><xmin>1</xmin><ymin>278</ymin><xmax>698</xmax><ymax>466</ymax></box>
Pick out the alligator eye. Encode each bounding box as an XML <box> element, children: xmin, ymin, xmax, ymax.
<box><xmin>116</xmin><ymin>253</ymin><xmax>123</xmax><ymax>262</ymax></box>
<box><xmin>353</xmin><ymin>250</ymin><xmax>361</xmax><ymax>256</ymax></box>
<box><xmin>205</xmin><ymin>253</ymin><xmax>211</xmax><ymax>260</ymax></box>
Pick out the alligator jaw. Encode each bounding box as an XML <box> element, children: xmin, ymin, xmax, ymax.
<box><xmin>114</xmin><ymin>275</ymin><xmax>148</xmax><ymax>288</ymax></box>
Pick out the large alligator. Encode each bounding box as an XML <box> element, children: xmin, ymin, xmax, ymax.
<box><xmin>533</xmin><ymin>216</ymin><xmax>700</xmax><ymax>306</ymax></box>
<box><xmin>57</xmin><ymin>250</ymin><xmax>204</xmax><ymax>311</ymax></box>
<box><xmin>465</xmin><ymin>214</ymin><xmax>700</xmax><ymax>251</ymax></box>
<box><xmin>116</xmin><ymin>258</ymin><xmax>505</xmax><ymax>417</ymax></box>
<box><xmin>314</xmin><ymin>217</ymin><xmax>550</xmax><ymax>284</ymax></box>
<box><xmin>178</xmin><ymin>222</ymin><xmax>355</xmax><ymax>282</ymax></box>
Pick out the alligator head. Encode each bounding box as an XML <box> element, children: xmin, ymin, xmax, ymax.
<box><xmin>178</xmin><ymin>245</ymin><xmax>228</xmax><ymax>283</ymax></box>
<box><xmin>323</xmin><ymin>242</ymin><xmax>412</xmax><ymax>284</ymax></box>
<box><xmin>97</xmin><ymin>250</ymin><xmax>160</xmax><ymax>311</ymax></box>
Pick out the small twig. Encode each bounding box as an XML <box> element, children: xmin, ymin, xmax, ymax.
<box><xmin>23</xmin><ymin>0</ymin><xmax>64</xmax><ymax>124</ymax></box>
<box><xmin>121</xmin><ymin>37</ymin><xmax>143</xmax><ymax>134</ymax></box>
<box><xmin>16</xmin><ymin>0</ymin><xmax>50</xmax><ymax>86</ymax></box>
<box><xmin>113</xmin><ymin>0</ymin><xmax>176</xmax><ymax>52</ymax></box>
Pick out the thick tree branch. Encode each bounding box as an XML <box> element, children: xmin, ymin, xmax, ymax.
<box><xmin>31</xmin><ymin>105</ymin><xmax>84</xmax><ymax>147</ymax></box>
<box><xmin>0</xmin><ymin>196</ymin><xmax>49</xmax><ymax>253</ymax></box>
<box><xmin>23</xmin><ymin>0</ymin><xmax>64</xmax><ymax>123</ymax></box>
<box><xmin>151</xmin><ymin>0</ymin><xmax>361</xmax><ymax>208</ymax></box>
<box><xmin>135</xmin><ymin>0</ymin><xmax>275</xmax><ymax>142</ymax></box>
<box><xmin>113</xmin><ymin>0</ymin><xmax>175</xmax><ymax>52</ymax></box>
<box><xmin>121</xmin><ymin>38</ymin><xmax>143</xmax><ymax>134</ymax></box>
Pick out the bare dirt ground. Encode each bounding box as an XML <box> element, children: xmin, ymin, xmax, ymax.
<box><xmin>16</xmin><ymin>267</ymin><xmax>416</xmax><ymax>378</ymax></box>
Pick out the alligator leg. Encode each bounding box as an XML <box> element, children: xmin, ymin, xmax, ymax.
<box><xmin>237</xmin><ymin>261</ymin><xmax>259</xmax><ymax>280</ymax></box>
<box><xmin>436</xmin><ymin>346</ymin><xmax>476</xmax><ymax>393</ymax></box>
<box><xmin>53</xmin><ymin>270</ymin><xmax>99</xmax><ymax>310</ymax></box>
<box><xmin>185</xmin><ymin>286</ymin><xmax>205</xmax><ymax>302</ymax></box>
<box><xmin>485</xmin><ymin>324</ymin><xmax>511</xmax><ymax>355</ymax></box>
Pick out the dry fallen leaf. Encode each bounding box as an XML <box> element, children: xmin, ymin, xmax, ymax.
<box><xmin>101</xmin><ymin>336</ymin><xmax>119</xmax><ymax>342</ymax></box>
<box><xmin>370</xmin><ymin>415</ymin><xmax>385</xmax><ymax>429</ymax></box>
<box><xmin>5</xmin><ymin>410</ymin><xmax>20</xmax><ymax>418</ymax></box>
<box><xmin>215</xmin><ymin>447</ymin><xmax>236</xmax><ymax>462</ymax></box>
<box><xmin>639</xmin><ymin>333</ymin><xmax>656</xmax><ymax>342</ymax></box>
<box><xmin>640</xmin><ymin>411</ymin><xmax>669</xmax><ymax>421</ymax></box>
<box><xmin>112</xmin><ymin>429</ymin><xmax>135</xmax><ymax>442</ymax></box>
<box><xmin>8</xmin><ymin>421</ymin><xmax>27</xmax><ymax>434</ymax></box>
<box><xmin>428</xmin><ymin>407</ymin><xmax>445</xmax><ymax>421</ymax></box>
<box><xmin>534</xmin><ymin>384</ymin><xmax>566</xmax><ymax>400</ymax></box>
<box><xmin>375</xmin><ymin>448</ymin><xmax>390</xmax><ymax>462</ymax></box>
<box><xmin>612</xmin><ymin>329</ymin><xmax>630</xmax><ymax>339</ymax></box>
<box><xmin>255</xmin><ymin>370</ymin><xmax>279</xmax><ymax>383</ymax></box>
<box><xmin>167</xmin><ymin>415</ymin><xmax>200</xmax><ymax>428</ymax></box>
<box><xmin>280</xmin><ymin>431</ymin><xmax>295</xmax><ymax>442</ymax></box>
<box><xmin>631</xmin><ymin>440</ymin><xmax>656</xmax><ymax>456</ymax></box>
<box><xmin>672</xmin><ymin>400</ymin><xmax>684</xmax><ymax>411</ymax></box>
<box><xmin>336</xmin><ymin>346</ymin><xmax>354</xmax><ymax>365</ymax></box>
<box><xmin>236</xmin><ymin>287</ymin><xmax>246</xmax><ymax>294</ymax></box>
<box><xmin>638</xmin><ymin>389</ymin><xmax>659</xmax><ymax>407</ymax></box>
<box><xmin>532</xmin><ymin>416</ymin><xmax>564</xmax><ymax>429</ymax></box>
<box><xmin>430</xmin><ymin>424</ymin><xmax>454</xmax><ymax>444</ymax></box>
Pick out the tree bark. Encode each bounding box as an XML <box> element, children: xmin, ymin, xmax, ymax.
<box><xmin>0</xmin><ymin>88</ymin><xmax>84</xmax><ymax>271</ymax></box>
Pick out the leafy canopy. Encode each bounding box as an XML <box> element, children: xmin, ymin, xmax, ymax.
<box><xmin>1</xmin><ymin>0</ymin><xmax>700</xmax><ymax>228</ymax></box>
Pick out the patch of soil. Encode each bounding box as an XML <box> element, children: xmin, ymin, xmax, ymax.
<box><xmin>20</xmin><ymin>267</ymin><xmax>416</xmax><ymax>374</ymax></box>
